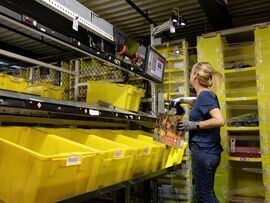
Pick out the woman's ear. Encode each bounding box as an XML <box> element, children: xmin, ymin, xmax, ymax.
<box><xmin>192</xmin><ymin>72</ymin><xmax>198</xmax><ymax>80</ymax></box>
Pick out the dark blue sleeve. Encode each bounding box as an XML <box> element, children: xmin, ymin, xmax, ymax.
<box><xmin>198</xmin><ymin>91</ymin><xmax>219</xmax><ymax>115</ymax></box>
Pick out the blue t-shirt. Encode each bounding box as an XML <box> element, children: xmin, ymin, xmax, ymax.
<box><xmin>189</xmin><ymin>90</ymin><xmax>223</xmax><ymax>154</ymax></box>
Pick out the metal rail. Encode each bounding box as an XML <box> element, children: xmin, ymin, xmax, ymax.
<box><xmin>0</xmin><ymin>49</ymin><xmax>76</xmax><ymax>75</ymax></box>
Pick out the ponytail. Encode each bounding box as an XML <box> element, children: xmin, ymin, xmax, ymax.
<box><xmin>192</xmin><ymin>62</ymin><xmax>223</xmax><ymax>92</ymax></box>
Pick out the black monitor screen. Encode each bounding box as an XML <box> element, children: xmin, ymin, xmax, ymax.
<box><xmin>145</xmin><ymin>47</ymin><xmax>166</xmax><ymax>83</ymax></box>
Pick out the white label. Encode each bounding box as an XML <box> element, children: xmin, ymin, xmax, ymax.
<box><xmin>240</xmin><ymin>157</ymin><xmax>249</xmax><ymax>161</ymax></box>
<box><xmin>237</xmin><ymin>97</ymin><xmax>246</xmax><ymax>101</ymax></box>
<box><xmin>230</xmin><ymin>138</ymin><xmax>236</xmax><ymax>153</ymax></box>
<box><xmin>66</xmin><ymin>156</ymin><xmax>81</xmax><ymax>166</ymax></box>
<box><xmin>72</xmin><ymin>16</ymin><xmax>79</xmax><ymax>31</ymax></box>
<box><xmin>89</xmin><ymin>109</ymin><xmax>100</xmax><ymax>116</ymax></box>
<box><xmin>114</xmin><ymin>151</ymin><xmax>123</xmax><ymax>158</ymax></box>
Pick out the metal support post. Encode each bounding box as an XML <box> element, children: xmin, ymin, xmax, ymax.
<box><xmin>125</xmin><ymin>185</ymin><xmax>130</xmax><ymax>203</ymax></box>
<box><xmin>152</xmin><ymin>179</ymin><xmax>158</xmax><ymax>203</ymax></box>
<box><xmin>143</xmin><ymin>180</ymin><xmax>151</xmax><ymax>203</ymax></box>
<box><xmin>74</xmin><ymin>60</ymin><xmax>80</xmax><ymax>101</ymax></box>
<box><xmin>151</xmin><ymin>81</ymin><xmax>157</xmax><ymax>116</ymax></box>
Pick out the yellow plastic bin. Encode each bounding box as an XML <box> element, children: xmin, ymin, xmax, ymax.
<box><xmin>136</xmin><ymin>130</ymin><xmax>188</xmax><ymax>168</ymax></box>
<box><xmin>83</xmin><ymin>129</ymin><xmax>154</xmax><ymax>177</ymax></box>
<box><xmin>115</xmin><ymin>130</ymin><xmax>166</xmax><ymax>170</ymax></box>
<box><xmin>24</xmin><ymin>83</ymin><xmax>64</xmax><ymax>100</ymax></box>
<box><xmin>0</xmin><ymin>74</ymin><xmax>27</xmax><ymax>92</ymax></box>
<box><xmin>164</xmin><ymin>143</ymin><xmax>188</xmax><ymax>168</ymax></box>
<box><xmin>37</xmin><ymin>128</ymin><xmax>135</xmax><ymax>190</ymax></box>
<box><xmin>0</xmin><ymin>127</ymin><xmax>98</xmax><ymax>203</ymax></box>
<box><xmin>86</xmin><ymin>81</ymin><xmax>144</xmax><ymax>112</ymax></box>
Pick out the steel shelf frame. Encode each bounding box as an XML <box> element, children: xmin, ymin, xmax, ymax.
<box><xmin>0</xmin><ymin>1</ymin><xmax>162</xmax><ymax>83</ymax></box>
<box><xmin>56</xmin><ymin>165</ymin><xmax>178</xmax><ymax>203</ymax></box>
<box><xmin>0</xmin><ymin>90</ymin><xmax>156</xmax><ymax>127</ymax></box>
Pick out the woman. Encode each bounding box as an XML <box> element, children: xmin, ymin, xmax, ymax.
<box><xmin>178</xmin><ymin>62</ymin><xmax>225</xmax><ymax>203</ymax></box>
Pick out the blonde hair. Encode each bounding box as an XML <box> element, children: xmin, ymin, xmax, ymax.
<box><xmin>191</xmin><ymin>62</ymin><xmax>223</xmax><ymax>92</ymax></box>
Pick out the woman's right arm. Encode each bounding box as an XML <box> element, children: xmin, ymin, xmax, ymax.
<box><xmin>182</xmin><ymin>97</ymin><xmax>197</xmax><ymax>105</ymax></box>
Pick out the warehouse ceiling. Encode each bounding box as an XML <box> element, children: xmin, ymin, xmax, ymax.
<box><xmin>78</xmin><ymin>0</ymin><xmax>270</xmax><ymax>46</ymax></box>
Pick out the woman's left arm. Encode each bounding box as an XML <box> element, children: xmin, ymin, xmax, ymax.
<box><xmin>177</xmin><ymin>108</ymin><xmax>225</xmax><ymax>131</ymax></box>
<box><xmin>198</xmin><ymin>108</ymin><xmax>225</xmax><ymax>129</ymax></box>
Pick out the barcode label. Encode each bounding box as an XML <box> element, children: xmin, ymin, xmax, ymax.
<box><xmin>12</xmin><ymin>77</ymin><xmax>22</xmax><ymax>82</ymax></box>
<box><xmin>144</xmin><ymin>148</ymin><xmax>150</xmax><ymax>154</ymax></box>
<box><xmin>114</xmin><ymin>151</ymin><xmax>123</xmax><ymax>158</ymax></box>
<box><xmin>66</xmin><ymin>156</ymin><xmax>81</xmax><ymax>166</ymax></box>
<box><xmin>89</xmin><ymin>109</ymin><xmax>100</xmax><ymax>116</ymax></box>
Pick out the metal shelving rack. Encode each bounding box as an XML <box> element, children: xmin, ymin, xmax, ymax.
<box><xmin>197</xmin><ymin>22</ymin><xmax>270</xmax><ymax>203</ymax></box>
<box><xmin>0</xmin><ymin>1</ymin><xmax>185</xmax><ymax>203</ymax></box>
<box><xmin>156</xmin><ymin>40</ymin><xmax>192</xmax><ymax>203</ymax></box>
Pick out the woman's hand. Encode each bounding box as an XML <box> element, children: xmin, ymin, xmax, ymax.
<box><xmin>177</xmin><ymin>121</ymin><xmax>199</xmax><ymax>131</ymax></box>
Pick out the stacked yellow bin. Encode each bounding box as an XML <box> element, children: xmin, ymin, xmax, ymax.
<box><xmin>83</xmin><ymin>129</ymin><xmax>156</xmax><ymax>177</ymax></box>
<box><xmin>124</xmin><ymin>130</ymin><xmax>188</xmax><ymax>168</ymax></box>
<box><xmin>115</xmin><ymin>130</ymin><xmax>166</xmax><ymax>169</ymax></box>
<box><xmin>37</xmin><ymin>128</ymin><xmax>135</xmax><ymax>191</ymax></box>
<box><xmin>86</xmin><ymin>81</ymin><xmax>145</xmax><ymax>112</ymax></box>
<box><xmin>0</xmin><ymin>127</ymin><xmax>98</xmax><ymax>203</ymax></box>
<box><xmin>24</xmin><ymin>83</ymin><xmax>64</xmax><ymax>100</ymax></box>
<box><xmin>0</xmin><ymin>74</ymin><xmax>27</xmax><ymax>92</ymax></box>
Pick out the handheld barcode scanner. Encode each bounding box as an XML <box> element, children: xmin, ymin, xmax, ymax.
<box><xmin>165</xmin><ymin>98</ymin><xmax>185</xmax><ymax>116</ymax></box>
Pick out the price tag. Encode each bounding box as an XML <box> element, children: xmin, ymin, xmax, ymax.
<box><xmin>66</xmin><ymin>156</ymin><xmax>81</xmax><ymax>166</ymax></box>
<box><xmin>72</xmin><ymin>16</ymin><xmax>79</xmax><ymax>31</ymax></box>
<box><xmin>114</xmin><ymin>151</ymin><xmax>123</xmax><ymax>158</ymax></box>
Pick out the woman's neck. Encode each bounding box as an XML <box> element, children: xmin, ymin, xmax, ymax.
<box><xmin>195</xmin><ymin>85</ymin><xmax>209</xmax><ymax>95</ymax></box>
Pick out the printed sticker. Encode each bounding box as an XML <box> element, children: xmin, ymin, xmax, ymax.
<box><xmin>66</xmin><ymin>156</ymin><xmax>81</xmax><ymax>166</ymax></box>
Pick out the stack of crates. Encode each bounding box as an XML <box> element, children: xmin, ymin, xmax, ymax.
<box><xmin>197</xmin><ymin>23</ymin><xmax>270</xmax><ymax>202</ymax></box>
<box><xmin>156</xmin><ymin>39</ymin><xmax>192</xmax><ymax>203</ymax></box>
<box><xmin>0</xmin><ymin>127</ymin><xmax>99</xmax><ymax>203</ymax></box>
<box><xmin>0</xmin><ymin>126</ymin><xmax>187</xmax><ymax>203</ymax></box>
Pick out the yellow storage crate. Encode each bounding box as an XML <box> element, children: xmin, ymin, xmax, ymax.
<box><xmin>116</xmin><ymin>130</ymin><xmax>166</xmax><ymax>170</ymax></box>
<box><xmin>0</xmin><ymin>127</ymin><xmax>98</xmax><ymax>203</ymax></box>
<box><xmin>83</xmin><ymin>129</ymin><xmax>155</xmax><ymax>177</ymax></box>
<box><xmin>134</xmin><ymin>130</ymin><xmax>188</xmax><ymax>168</ymax></box>
<box><xmin>164</xmin><ymin>144</ymin><xmax>188</xmax><ymax>168</ymax></box>
<box><xmin>0</xmin><ymin>74</ymin><xmax>27</xmax><ymax>92</ymax></box>
<box><xmin>86</xmin><ymin>81</ymin><xmax>144</xmax><ymax>112</ymax></box>
<box><xmin>37</xmin><ymin>128</ymin><xmax>135</xmax><ymax>190</ymax></box>
<box><xmin>24</xmin><ymin>83</ymin><xmax>64</xmax><ymax>100</ymax></box>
